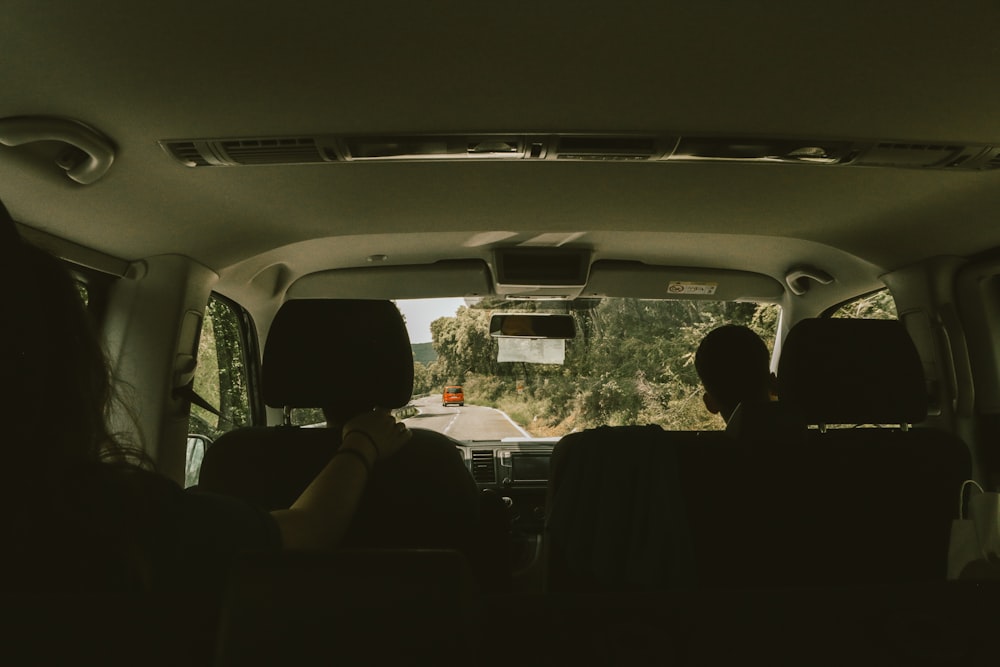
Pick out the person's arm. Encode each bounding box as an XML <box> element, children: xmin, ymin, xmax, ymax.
<box><xmin>271</xmin><ymin>407</ymin><xmax>411</xmax><ymax>550</ymax></box>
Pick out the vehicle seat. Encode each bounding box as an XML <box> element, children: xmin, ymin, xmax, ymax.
<box><xmin>777</xmin><ymin>317</ymin><xmax>928</xmax><ymax>428</ymax></box>
<box><xmin>215</xmin><ymin>549</ymin><xmax>478</xmax><ymax>667</ymax></box>
<box><xmin>681</xmin><ymin>316</ymin><xmax>970</xmax><ymax>586</ymax></box>
<box><xmin>544</xmin><ymin>424</ymin><xmax>696</xmax><ymax>592</ymax></box>
<box><xmin>777</xmin><ymin>317</ymin><xmax>969</xmax><ymax>583</ymax></box>
<box><xmin>724</xmin><ymin>399</ymin><xmax>807</xmax><ymax>443</ymax></box>
<box><xmin>197</xmin><ymin>299</ymin><xmax>508</xmax><ymax>588</ymax></box>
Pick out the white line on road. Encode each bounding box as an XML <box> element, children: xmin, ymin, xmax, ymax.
<box><xmin>443</xmin><ymin>409</ymin><xmax>461</xmax><ymax>435</ymax></box>
<box><xmin>493</xmin><ymin>407</ymin><xmax>531</xmax><ymax>438</ymax></box>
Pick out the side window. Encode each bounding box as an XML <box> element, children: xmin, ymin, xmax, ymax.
<box><xmin>829</xmin><ymin>288</ymin><xmax>898</xmax><ymax>320</ymax></box>
<box><xmin>289</xmin><ymin>407</ymin><xmax>327</xmax><ymax>427</ymax></box>
<box><xmin>76</xmin><ymin>282</ymin><xmax>89</xmax><ymax>307</ymax></box>
<box><xmin>186</xmin><ymin>294</ymin><xmax>258</xmax><ymax>486</ymax></box>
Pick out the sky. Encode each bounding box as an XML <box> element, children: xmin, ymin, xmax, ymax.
<box><xmin>396</xmin><ymin>297</ymin><xmax>468</xmax><ymax>344</ymax></box>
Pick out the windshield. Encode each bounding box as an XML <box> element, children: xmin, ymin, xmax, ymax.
<box><xmin>397</xmin><ymin>297</ymin><xmax>779</xmax><ymax>440</ymax></box>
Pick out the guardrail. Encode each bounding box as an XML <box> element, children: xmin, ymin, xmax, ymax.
<box><xmin>393</xmin><ymin>404</ymin><xmax>419</xmax><ymax>420</ymax></box>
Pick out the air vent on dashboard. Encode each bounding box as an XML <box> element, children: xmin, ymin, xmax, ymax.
<box><xmin>471</xmin><ymin>450</ymin><xmax>496</xmax><ymax>484</ymax></box>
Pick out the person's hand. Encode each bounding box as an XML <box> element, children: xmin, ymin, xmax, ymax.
<box><xmin>340</xmin><ymin>407</ymin><xmax>411</xmax><ymax>466</ymax></box>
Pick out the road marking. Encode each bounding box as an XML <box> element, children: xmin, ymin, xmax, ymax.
<box><xmin>443</xmin><ymin>409</ymin><xmax>461</xmax><ymax>434</ymax></box>
<box><xmin>493</xmin><ymin>407</ymin><xmax>531</xmax><ymax>438</ymax></box>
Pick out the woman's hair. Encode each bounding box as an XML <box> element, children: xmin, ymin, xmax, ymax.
<box><xmin>8</xmin><ymin>238</ymin><xmax>148</xmax><ymax>475</ymax></box>
<box><xmin>3</xmin><ymin>203</ymin><xmax>161</xmax><ymax>590</ymax></box>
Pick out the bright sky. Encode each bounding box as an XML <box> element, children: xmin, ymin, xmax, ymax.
<box><xmin>396</xmin><ymin>298</ymin><xmax>468</xmax><ymax>344</ymax></box>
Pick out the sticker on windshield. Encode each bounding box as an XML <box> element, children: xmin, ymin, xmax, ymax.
<box><xmin>667</xmin><ymin>281</ymin><xmax>718</xmax><ymax>295</ymax></box>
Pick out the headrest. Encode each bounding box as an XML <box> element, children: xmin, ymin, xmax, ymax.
<box><xmin>262</xmin><ymin>299</ymin><xmax>414</xmax><ymax>415</ymax></box>
<box><xmin>777</xmin><ymin>318</ymin><xmax>927</xmax><ymax>425</ymax></box>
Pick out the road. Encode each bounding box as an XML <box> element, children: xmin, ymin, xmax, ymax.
<box><xmin>403</xmin><ymin>395</ymin><xmax>530</xmax><ymax>441</ymax></box>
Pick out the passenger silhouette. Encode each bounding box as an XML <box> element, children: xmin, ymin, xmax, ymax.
<box><xmin>1</xmin><ymin>199</ymin><xmax>410</xmax><ymax>592</ymax></box>
<box><xmin>694</xmin><ymin>324</ymin><xmax>776</xmax><ymax>424</ymax></box>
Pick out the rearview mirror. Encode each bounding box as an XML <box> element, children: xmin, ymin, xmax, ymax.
<box><xmin>489</xmin><ymin>313</ymin><xmax>576</xmax><ymax>339</ymax></box>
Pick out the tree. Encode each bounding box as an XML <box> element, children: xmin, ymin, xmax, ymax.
<box><xmin>412</xmin><ymin>361</ymin><xmax>434</xmax><ymax>396</ymax></box>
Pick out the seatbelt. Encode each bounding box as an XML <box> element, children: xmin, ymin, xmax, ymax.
<box><xmin>174</xmin><ymin>380</ymin><xmax>224</xmax><ymax>418</ymax></box>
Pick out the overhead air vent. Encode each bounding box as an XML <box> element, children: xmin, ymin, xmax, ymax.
<box><xmin>165</xmin><ymin>141</ymin><xmax>211</xmax><ymax>167</ymax></box>
<box><xmin>471</xmin><ymin>450</ymin><xmax>496</xmax><ymax>484</ymax></box>
<box><xmin>966</xmin><ymin>147</ymin><xmax>1000</xmax><ymax>170</ymax></box>
<box><xmin>671</xmin><ymin>137</ymin><xmax>854</xmax><ymax>164</ymax></box>
<box><xmin>555</xmin><ymin>136</ymin><xmax>661</xmax><ymax>161</ymax></box>
<box><xmin>160</xmin><ymin>133</ymin><xmax>999</xmax><ymax>170</ymax></box>
<box><xmin>219</xmin><ymin>138</ymin><xmax>328</xmax><ymax>164</ymax></box>
<box><xmin>160</xmin><ymin>137</ymin><xmax>333</xmax><ymax>167</ymax></box>
<box><xmin>342</xmin><ymin>135</ymin><xmax>528</xmax><ymax>160</ymax></box>
<box><xmin>853</xmin><ymin>143</ymin><xmax>965</xmax><ymax>168</ymax></box>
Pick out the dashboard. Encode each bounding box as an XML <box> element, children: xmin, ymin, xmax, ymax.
<box><xmin>457</xmin><ymin>440</ymin><xmax>556</xmax><ymax>580</ymax></box>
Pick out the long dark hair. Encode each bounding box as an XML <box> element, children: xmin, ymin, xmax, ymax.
<box><xmin>9</xmin><ymin>240</ymin><xmax>148</xmax><ymax>475</ymax></box>
<box><xmin>4</xmin><ymin>207</ymin><xmax>159</xmax><ymax>590</ymax></box>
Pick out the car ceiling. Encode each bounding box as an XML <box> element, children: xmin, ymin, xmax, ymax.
<box><xmin>3</xmin><ymin>1</ymin><xmax>1000</xmax><ymax>301</ymax></box>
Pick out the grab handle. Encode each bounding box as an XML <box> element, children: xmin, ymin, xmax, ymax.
<box><xmin>0</xmin><ymin>116</ymin><xmax>115</xmax><ymax>184</ymax></box>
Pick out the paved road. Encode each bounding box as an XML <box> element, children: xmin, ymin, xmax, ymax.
<box><xmin>403</xmin><ymin>395</ymin><xmax>529</xmax><ymax>441</ymax></box>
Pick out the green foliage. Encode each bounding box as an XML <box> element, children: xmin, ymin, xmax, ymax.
<box><xmin>411</xmin><ymin>342</ymin><xmax>437</xmax><ymax>365</ymax></box>
<box><xmin>462</xmin><ymin>373</ymin><xmax>510</xmax><ymax>406</ymax></box>
<box><xmin>412</xmin><ymin>361</ymin><xmax>435</xmax><ymax>396</ymax></box>
<box><xmin>831</xmin><ymin>289</ymin><xmax>897</xmax><ymax>320</ymax></box>
<box><xmin>190</xmin><ymin>297</ymin><xmax>252</xmax><ymax>440</ymax></box>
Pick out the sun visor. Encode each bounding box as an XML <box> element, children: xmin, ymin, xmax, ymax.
<box><xmin>583</xmin><ymin>260</ymin><xmax>784</xmax><ymax>301</ymax></box>
<box><xmin>287</xmin><ymin>259</ymin><xmax>492</xmax><ymax>300</ymax></box>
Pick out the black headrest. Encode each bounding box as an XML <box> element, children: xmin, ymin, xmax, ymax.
<box><xmin>262</xmin><ymin>299</ymin><xmax>414</xmax><ymax>414</ymax></box>
<box><xmin>777</xmin><ymin>318</ymin><xmax>927</xmax><ymax>425</ymax></box>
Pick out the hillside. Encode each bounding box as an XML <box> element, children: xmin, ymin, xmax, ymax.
<box><xmin>412</xmin><ymin>342</ymin><xmax>437</xmax><ymax>365</ymax></box>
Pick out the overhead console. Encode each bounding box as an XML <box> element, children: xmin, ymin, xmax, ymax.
<box><xmin>492</xmin><ymin>247</ymin><xmax>591</xmax><ymax>300</ymax></box>
<box><xmin>161</xmin><ymin>133</ymin><xmax>1000</xmax><ymax>170</ymax></box>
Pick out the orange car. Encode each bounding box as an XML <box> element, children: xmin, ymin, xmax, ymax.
<box><xmin>442</xmin><ymin>385</ymin><xmax>464</xmax><ymax>407</ymax></box>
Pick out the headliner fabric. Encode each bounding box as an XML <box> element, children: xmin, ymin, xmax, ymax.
<box><xmin>777</xmin><ymin>318</ymin><xmax>927</xmax><ymax>425</ymax></box>
<box><xmin>262</xmin><ymin>299</ymin><xmax>414</xmax><ymax>411</ymax></box>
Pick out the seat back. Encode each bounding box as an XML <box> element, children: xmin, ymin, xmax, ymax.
<box><xmin>215</xmin><ymin>549</ymin><xmax>478</xmax><ymax>667</ymax></box>
<box><xmin>677</xmin><ymin>430</ymin><xmax>968</xmax><ymax>586</ymax></box>
<box><xmin>686</xmin><ymin>318</ymin><xmax>968</xmax><ymax>587</ymax></box>
<box><xmin>546</xmin><ymin>318</ymin><xmax>970</xmax><ymax>590</ymax></box>
<box><xmin>544</xmin><ymin>425</ymin><xmax>696</xmax><ymax>592</ymax></box>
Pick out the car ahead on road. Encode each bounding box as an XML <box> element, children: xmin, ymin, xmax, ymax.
<box><xmin>442</xmin><ymin>385</ymin><xmax>465</xmax><ymax>407</ymax></box>
<box><xmin>3</xmin><ymin>1</ymin><xmax>1000</xmax><ymax>664</ymax></box>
